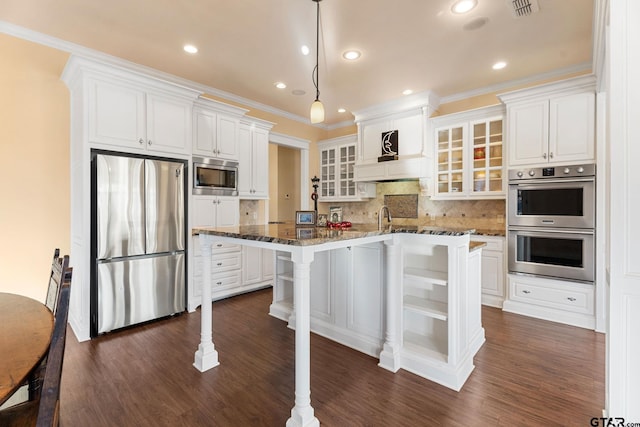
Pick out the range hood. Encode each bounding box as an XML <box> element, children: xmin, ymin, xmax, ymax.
<box><xmin>352</xmin><ymin>91</ymin><xmax>440</xmax><ymax>183</ymax></box>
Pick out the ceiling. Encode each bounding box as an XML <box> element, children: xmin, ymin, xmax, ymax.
<box><xmin>0</xmin><ymin>0</ymin><xmax>594</xmax><ymax>126</ymax></box>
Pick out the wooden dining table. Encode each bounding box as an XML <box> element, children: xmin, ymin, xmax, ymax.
<box><xmin>0</xmin><ymin>292</ymin><xmax>54</xmax><ymax>406</ymax></box>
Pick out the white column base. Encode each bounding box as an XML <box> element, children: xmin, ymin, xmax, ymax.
<box><xmin>193</xmin><ymin>343</ymin><xmax>219</xmax><ymax>372</ymax></box>
<box><xmin>286</xmin><ymin>407</ymin><xmax>320</xmax><ymax>427</ymax></box>
<box><xmin>378</xmin><ymin>342</ymin><xmax>401</xmax><ymax>372</ymax></box>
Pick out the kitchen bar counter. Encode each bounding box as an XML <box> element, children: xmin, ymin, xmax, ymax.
<box><xmin>192</xmin><ymin>223</ymin><xmax>483</xmax><ymax>427</ymax></box>
<box><xmin>192</xmin><ymin>222</ymin><xmax>475</xmax><ymax>246</ymax></box>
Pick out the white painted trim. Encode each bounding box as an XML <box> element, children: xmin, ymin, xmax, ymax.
<box><xmin>269</xmin><ymin>132</ymin><xmax>310</xmax><ymax>150</ymax></box>
<box><xmin>268</xmin><ymin>132</ymin><xmax>311</xmax><ymax>211</ymax></box>
<box><xmin>441</xmin><ymin>62</ymin><xmax>593</xmax><ymax>104</ymax></box>
<box><xmin>592</xmin><ymin>0</ymin><xmax>610</xmax><ymax>93</ymax></box>
<box><xmin>497</xmin><ymin>74</ymin><xmax>597</xmax><ymax>104</ymax></box>
<box><xmin>316</xmin><ymin>134</ymin><xmax>356</xmax><ymax>148</ymax></box>
<box><xmin>352</xmin><ymin>90</ymin><xmax>441</xmax><ymax>123</ymax></box>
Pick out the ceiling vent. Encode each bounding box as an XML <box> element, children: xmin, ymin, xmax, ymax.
<box><xmin>507</xmin><ymin>0</ymin><xmax>539</xmax><ymax>17</ymax></box>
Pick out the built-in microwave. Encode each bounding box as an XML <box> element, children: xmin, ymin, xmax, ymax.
<box><xmin>192</xmin><ymin>157</ymin><xmax>238</xmax><ymax>196</ymax></box>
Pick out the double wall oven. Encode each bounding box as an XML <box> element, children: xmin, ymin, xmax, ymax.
<box><xmin>508</xmin><ymin>164</ymin><xmax>595</xmax><ymax>283</ymax></box>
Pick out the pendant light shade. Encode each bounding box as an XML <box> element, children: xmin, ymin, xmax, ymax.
<box><xmin>310</xmin><ymin>0</ymin><xmax>324</xmax><ymax>124</ymax></box>
<box><xmin>310</xmin><ymin>100</ymin><xmax>325</xmax><ymax>124</ymax></box>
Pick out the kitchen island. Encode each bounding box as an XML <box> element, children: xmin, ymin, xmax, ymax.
<box><xmin>192</xmin><ymin>223</ymin><xmax>485</xmax><ymax>427</ymax></box>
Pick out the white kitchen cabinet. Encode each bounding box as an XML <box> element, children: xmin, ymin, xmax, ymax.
<box><xmin>241</xmin><ymin>246</ymin><xmax>275</xmax><ymax>287</ymax></box>
<box><xmin>238</xmin><ymin>118</ymin><xmax>274</xmax><ymax>199</ymax></box>
<box><xmin>503</xmin><ymin>274</ymin><xmax>595</xmax><ymax>329</ymax></box>
<box><xmin>499</xmin><ymin>75</ymin><xmax>596</xmax><ymax>167</ymax></box>
<box><xmin>317</xmin><ymin>135</ymin><xmax>375</xmax><ymax>201</ymax></box>
<box><xmin>352</xmin><ymin>92</ymin><xmax>439</xmax><ymax>182</ymax></box>
<box><xmin>470</xmin><ymin>235</ymin><xmax>505</xmax><ymax>308</ymax></box>
<box><xmin>192</xmin><ymin>195</ymin><xmax>239</xmax><ymax>228</ymax></box>
<box><xmin>88</xmin><ymin>77</ymin><xmax>196</xmax><ymax>156</ymax></box>
<box><xmin>430</xmin><ymin>105</ymin><xmax>505</xmax><ymax>199</ymax></box>
<box><xmin>192</xmin><ymin>98</ymin><xmax>248</xmax><ymax>160</ymax></box>
<box><xmin>189</xmin><ymin>195</ymin><xmax>241</xmax><ymax>311</ymax></box>
<box><xmin>270</xmin><ymin>243</ymin><xmax>385</xmax><ymax>356</ymax></box>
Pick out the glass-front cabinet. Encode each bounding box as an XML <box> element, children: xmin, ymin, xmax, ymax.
<box><xmin>318</xmin><ymin>135</ymin><xmax>375</xmax><ymax>202</ymax></box>
<box><xmin>437</xmin><ymin>125</ymin><xmax>465</xmax><ymax>194</ymax></box>
<box><xmin>471</xmin><ymin>118</ymin><xmax>503</xmax><ymax>194</ymax></box>
<box><xmin>431</xmin><ymin>105</ymin><xmax>505</xmax><ymax>199</ymax></box>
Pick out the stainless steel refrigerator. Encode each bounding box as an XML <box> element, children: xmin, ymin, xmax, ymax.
<box><xmin>91</xmin><ymin>151</ymin><xmax>186</xmax><ymax>336</ymax></box>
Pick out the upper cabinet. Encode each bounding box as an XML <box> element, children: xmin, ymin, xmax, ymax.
<box><xmin>352</xmin><ymin>92</ymin><xmax>440</xmax><ymax>182</ymax></box>
<box><xmin>317</xmin><ymin>135</ymin><xmax>375</xmax><ymax>202</ymax></box>
<box><xmin>430</xmin><ymin>105</ymin><xmax>505</xmax><ymax>199</ymax></box>
<box><xmin>238</xmin><ymin>117</ymin><xmax>274</xmax><ymax>199</ymax></box>
<box><xmin>87</xmin><ymin>76</ymin><xmax>199</xmax><ymax>156</ymax></box>
<box><xmin>498</xmin><ymin>75</ymin><xmax>596</xmax><ymax>167</ymax></box>
<box><xmin>192</xmin><ymin>98</ymin><xmax>248</xmax><ymax>160</ymax></box>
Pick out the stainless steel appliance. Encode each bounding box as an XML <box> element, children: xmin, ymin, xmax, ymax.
<box><xmin>91</xmin><ymin>151</ymin><xmax>186</xmax><ymax>336</ymax></box>
<box><xmin>193</xmin><ymin>156</ymin><xmax>238</xmax><ymax>196</ymax></box>
<box><xmin>507</xmin><ymin>164</ymin><xmax>595</xmax><ymax>283</ymax></box>
<box><xmin>508</xmin><ymin>227</ymin><xmax>595</xmax><ymax>282</ymax></box>
<box><xmin>508</xmin><ymin>164</ymin><xmax>595</xmax><ymax>228</ymax></box>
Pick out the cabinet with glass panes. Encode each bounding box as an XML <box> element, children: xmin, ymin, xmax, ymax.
<box><xmin>431</xmin><ymin>105</ymin><xmax>505</xmax><ymax>199</ymax></box>
<box><xmin>317</xmin><ymin>135</ymin><xmax>375</xmax><ymax>202</ymax></box>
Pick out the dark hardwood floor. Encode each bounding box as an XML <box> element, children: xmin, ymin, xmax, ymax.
<box><xmin>60</xmin><ymin>289</ymin><xmax>604</xmax><ymax>426</ymax></box>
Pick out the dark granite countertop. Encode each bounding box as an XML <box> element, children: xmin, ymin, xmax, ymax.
<box><xmin>193</xmin><ymin>222</ymin><xmax>475</xmax><ymax>247</ymax></box>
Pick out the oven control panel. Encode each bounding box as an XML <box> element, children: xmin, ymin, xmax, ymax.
<box><xmin>509</xmin><ymin>164</ymin><xmax>596</xmax><ymax>181</ymax></box>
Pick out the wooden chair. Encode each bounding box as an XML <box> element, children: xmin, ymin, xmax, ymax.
<box><xmin>0</xmin><ymin>265</ymin><xmax>72</xmax><ymax>427</ymax></box>
<box><xmin>45</xmin><ymin>249</ymin><xmax>69</xmax><ymax>315</ymax></box>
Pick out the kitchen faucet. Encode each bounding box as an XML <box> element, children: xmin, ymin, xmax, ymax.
<box><xmin>378</xmin><ymin>205</ymin><xmax>392</xmax><ymax>230</ymax></box>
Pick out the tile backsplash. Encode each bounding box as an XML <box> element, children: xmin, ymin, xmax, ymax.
<box><xmin>318</xmin><ymin>180</ymin><xmax>506</xmax><ymax>233</ymax></box>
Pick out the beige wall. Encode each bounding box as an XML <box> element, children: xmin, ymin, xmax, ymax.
<box><xmin>0</xmin><ymin>34</ymin><xmax>71</xmax><ymax>301</ymax></box>
<box><xmin>276</xmin><ymin>146</ymin><xmax>300</xmax><ymax>221</ymax></box>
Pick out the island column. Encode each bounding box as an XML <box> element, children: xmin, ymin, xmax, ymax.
<box><xmin>193</xmin><ymin>233</ymin><xmax>220</xmax><ymax>372</ymax></box>
<box><xmin>286</xmin><ymin>246</ymin><xmax>320</xmax><ymax>427</ymax></box>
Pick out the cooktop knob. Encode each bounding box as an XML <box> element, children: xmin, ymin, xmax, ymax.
<box><xmin>517</xmin><ymin>171</ymin><xmax>523</xmax><ymax>178</ymax></box>
<box><xmin>528</xmin><ymin>170</ymin><xmax>536</xmax><ymax>177</ymax></box>
<box><xmin>577</xmin><ymin>166</ymin><xmax>585</xmax><ymax>173</ymax></box>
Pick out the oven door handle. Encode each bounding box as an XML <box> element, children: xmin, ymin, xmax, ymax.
<box><xmin>508</xmin><ymin>177</ymin><xmax>594</xmax><ymax>186</ymax></box>
<box><xmin>508</xmin><ymin>226</ymin><xmax>594</xmax><ymax>235</ymax></box>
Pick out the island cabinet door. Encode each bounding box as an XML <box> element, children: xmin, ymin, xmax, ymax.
<box><xmin>343</xmin><ymin>244</ymin><xmax>384</xmax><ymax>339</ymax></box>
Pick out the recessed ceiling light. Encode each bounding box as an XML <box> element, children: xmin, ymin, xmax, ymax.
<box><xmin>342</xmin><ymin>50</ymin><xmax>361</xmax><ymax>60</ymax></box>
<box><xmin>338</xmin><ymin>108</ymin><xmax>346</xmax><ymax>113</ymax></box>
<box><xmin>292</xmin><ymin>89</ymin><xmax>306</xmax><ymax>96</ymax></box>
<box><xmin>492</xmin><ymin>61</ymin><xmax>507</xmax><ymax>70</ymax></box>
<box><xmin>301</xmin><ymin>45</ymin><xmax>310</xmax><ymax>56</ymax></box>
<box><xmin>451</xmin><ymin>0</ymin><xmax>477</xmax><ymax>14</ymax></box>
<box><xmin>402</xmin><ymin>89</ymin><xmax>413</xmax><ymax>96</ymax></box>
<box><xmin>183</xmin><ymin>44</ymin><xmax>198</xmax><ymax>54</ymax></box>
<box><xmin>275</xmin><ymin>82</ymin><xmax>287</xmax><ymax>89</ymax></box>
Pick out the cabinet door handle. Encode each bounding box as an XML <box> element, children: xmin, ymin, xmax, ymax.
<box><xmin>567</xmin><ymin>297</ymin><xmax>576</xmax><ymax>302</ymax></box>
<box><xmin>542</xmin><ymin>153</ymin><xmax>547</xmax><ymax>159</ymax></box>
<box><xmin>138</xmin><ymin>138</ymin><xmax>144</xmax><ymax>145</ymax></box>
<box><xmin>522</xmin><ymin>290</ymin><xmax>531</xmax><ymax>294</ymax></box>
<box><xmin>148</xmin><ymin>140</ymin><xmax>152</xmax><ymax>145</ymax></box>
<box><xmin>216</xmin><ymin>281</ymin><xmax>222</xmax><ymax>285</ymax></box>
<box><xmin>216</xmin><ymin>262</ymin><xmax>223</xmax><ymax>266</ymax></box>
<box><xmin>549</xmin><ymin>152</ymin><xmax>554</xmax><ymax>159</ymax></box>
<box><xmin>216</xmin><ymin>243</ymin><xmax>223</xmax><ymax>247</ymax></box>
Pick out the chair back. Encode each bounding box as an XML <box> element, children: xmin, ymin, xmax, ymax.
<box><xmin>36</xmin><ymin>272</ymin><xmax>72</xmax><ymax>427</ymax></box>
<box><xmin>45</xmin><ymin>249</ymin><xmax>69</xmax><ymax>314</ymax></box>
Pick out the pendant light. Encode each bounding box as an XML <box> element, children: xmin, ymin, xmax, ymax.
<box><xmin>310</xmin><ymin>0</ymin><xmax>324</xmax><ymax>124</ymax></box>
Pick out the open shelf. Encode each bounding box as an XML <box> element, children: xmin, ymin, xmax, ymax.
<box><xmin>402</xmin><ymin>330</ymin><xmax>448</xmax><ymax>363</ymax></box>
<box><xmin>403</xmin><ymin>296</ymin><xmax>448</xmax><ymax>320</ymax></box>
<box><xmin>403</xmin><ymin>268</ymin><xmax>448</xmax><ymax>286</ymax></box>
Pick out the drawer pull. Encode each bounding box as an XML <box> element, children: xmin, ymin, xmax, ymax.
<box><xmin>522</xmin><ymin>290</ymin><xmax>531</xmax><ymax>294</ymax></box>
<box><xmin>567</xmin><ymin>297</ymin><xmax>577</xmax><ymax>302</ymax></box>
<box><xmin>216</xmin><ymin>281</ymin><xmax>222</xmax><ymax>285</ymax></box>
<box><xmin>216</xmin><ymin>262</ymin><xmax>223</xmax><ymax>266</ymax></box>
<box><xmin>216</xmin><ymin>244</ymin><xmax>223</xmax><ymax>247</ymax></box>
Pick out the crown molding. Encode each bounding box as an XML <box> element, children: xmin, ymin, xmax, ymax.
<box><xmin>440</xmin><ymin>62</ymin><xmax>593</xmax><ymax>105</ymax></box>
